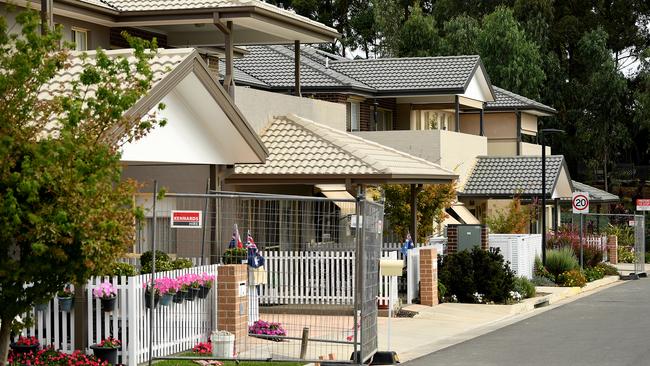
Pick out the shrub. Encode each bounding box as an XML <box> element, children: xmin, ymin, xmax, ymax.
<box><xmin>595</xmin><ymin>262</ymin><xmax>619</xmax><ymax>276</ymax></box>
<box><xmin>108</xmin><ymin>262</ymin><xmax>137</xmax><ymax>277</ymax></box>
<box><xmin>140</xmin><ymin>250</ymin><xmax>174</xmax><ymax>274</ymax></box>
<box><xmin>531</xmin><ymin>275</ymin><xmax>556</xmax><ymax>287</ymax></box>
<box><xmin>438</xmin><ymin>281</ymin><xmax>447</xmax><ymax>303</ymax></box>
<box><xmin>584</xmin><ymin>266</ymin><xmax>605</xmax><ymax>282</ymax></box>
<box><xmin>513</xmin><ymin>276</ymin><xmax>536</xmax><ymax>298</ymax></box>
<box><xmin>605</xmin><ymin>224</ymin><xmax>635</xmax><ymax>246</ymax></box>
<box><xmin>485</xmin><ymin>197</ymin><xmax>531</xmax><ymax>234</ymax></box>
<box><xmin>617</xmin><ymin>246</ymin><xmax>635</xmax><ymax>263</ymax></box>
<box><xmin>172</xmin><ymin>258</ymin><xmax>194</xmax><ymax>269</ymax></box>
<box><xmin>557</xmin><ymin>269</ymin><xmax>587</xmax><ymax>287</ymax></box>
<box><xmin>545</xmin><ymin>248</ymin><xmax>579</xmax><ymax>280</ymax></box>
<box><xmin>438</xmin><ymin>247</ymin><xmax>515</xmax><ymax>304</ymax></box>
<box><xmin>222</xmin><ymin>248</ymin><xmax>248</xmax><ymax>264</ymax></box>
<box><xmin>534</xmin><ymin>256</ymin><xmax>555</xmax><ymax>282</ymax></box>
<box><xmin>547</xmin><ymin>230</ymin><xmax>603</xmax><ymax>267</ymax></box>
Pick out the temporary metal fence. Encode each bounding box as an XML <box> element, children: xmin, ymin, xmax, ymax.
<box><xmin>142</xmin><ymin>189</ymin><xmax>382</xmax><ymax>365</ymax></box>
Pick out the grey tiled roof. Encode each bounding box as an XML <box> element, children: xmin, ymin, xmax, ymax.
<box><xmin>328</xmin><ymin>55</ymin><xmax>480</xmax><ymax>92</ymax></box>
<box><xmin>230</xmin><ymin>45</ymin><xmax>485</xmax><ymax>94</ymax></box>
<box><xmin>233</xmin><ymin>114</ymin><xmax>457</xmax><ymax>181</ymax></box>
<box><xmin>461</xmin><ymin>156</ymin><xmax>565</xmax><ymax>197</ymax></box>
<box><xmin>233</xmin><ymin>46</ymin><xmax>370</xmax><ymax>90</ymax></box>
<box><xmin>487</xmin><ymin>86</ymin><xmax>556</xmax><ymax>114</ymax></box>
<box><xmin>566</xmin><ymin>181</ymin><xmax>619</xmax><ymax>203</ymax></box>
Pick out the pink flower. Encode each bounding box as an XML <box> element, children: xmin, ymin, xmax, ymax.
<box><xmin>93</xmin><ymin>282</ymin><xmax>116</xmax><ymax>299</ymax></box>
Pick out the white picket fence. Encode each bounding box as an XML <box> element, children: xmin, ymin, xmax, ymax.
<box><xmin>258</xmin><ymin>250</ymin><xmax>397</xmax><ymax>306</ymax></box>
<box><xmin>489</xmin><ymin>234</ymin><xmax>542</xmax><ymax>279</ymax></box>
<box><xmin>22</xmin><ymin>265</ymin><xmax>218</xmax><ymax>366</ymax></box>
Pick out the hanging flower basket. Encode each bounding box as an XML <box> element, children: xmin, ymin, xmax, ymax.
<box><xmin>35</xmin><ymin>302</ymin><xmax>49</xmax><ymax>313</ymax></box>
<box><xmin>173</xmin><ymin>290</ymin><xmax>186</xmax><ymax>304</ymax></box>
<box><xmin>154</xmin><ymin>277</ymin><xmax>179</xmax><ymax>306</ymax></box>
<box><xmin>197</xmin><ymin>285</ymin><xmax>211</xmax><ymax>299</ymax></box>
<box><xmin>144</xmin><ymin>290</ymin><xmax>160</xmax><ymax>309</ymax></box>
<box><xmin>10</xmin><ymin>336</ymin><xmax>40</xmax><ymax>354</ymax></box>
<box><xmin>160</xmin><ymin>293</ymin><xmax>174</xmax><ymax>306</ymax></box>
<box><xmin>198</xmin><ymin>273</ymin><xmax>215</xmax><ymax>299</ymax></box>
<box><xmin>57</xmin><ymin>285</ymin><xmax>74</xmax><ymax>312</ymax></box>
<box><xmin>93</xmin><ymin>281</ymin><xmax>118</xmax><ymax>313</ymax></box>
<box><xmin>185</xmin><ymin>287</ymin><xmax>200</xmax><ymax>301</ymax></box>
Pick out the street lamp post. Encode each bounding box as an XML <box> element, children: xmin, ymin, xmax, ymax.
<box><xmin>540</xmin><ymin>128</ymin><xmax>564</xmax><ymax>265</ymax></box>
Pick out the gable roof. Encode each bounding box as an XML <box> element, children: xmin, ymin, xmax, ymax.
<box><xmin>41</xmin><ymin>48</ymin><xmax>267</xmax><ymax>162</ymax></box>
<box><xmin>229</xmin><ymin>45</ymin><xmax>496</xmax><ymax>98</ymax></box>
<box><xmin>564</xmin><ymin>181</ymin><xmax>619</xmax><ymax>203</ymax></box>
<box><xmin>460</xmin><ymin>155</ymin><xmax>572</xmax><ymax>198</ymax></box>
<box><xmin>227</xmin><ymin>114</ymin><xmax>457</xmax><ymax>184</ymax></box>
<box><xmin>486</xmin><ymin>86</ymin><xmax>557</xmax><ymax>115</ymax></box>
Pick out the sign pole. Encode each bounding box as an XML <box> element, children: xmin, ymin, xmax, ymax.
<box><xmin>579</xmin><ymin>213</ymin><xmax>584</xmax><ymax>269</ymax></box>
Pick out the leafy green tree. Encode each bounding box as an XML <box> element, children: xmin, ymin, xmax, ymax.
<box><xmin>378</xmin><ymin>183</ymin><xmax>455</xmax><ymax>241</ymax></box>
<box><xmin>439</xmin><ymin>15</ymin><xmax>480</xmax><ymax>55</ymax></box>
<box><xmin>477</xmin><ymin>6</ymin><xmax>545</xmax><ymax>99</ymax></box>
<box><xmin>0</xmin><ymin>10</ymin><xmax>164</xmax><ymax>362</ymax></box>
<box><xmin>396</xmin><ymin>1</ymin><xmax>441</xmax><ymax>57</ymax></box>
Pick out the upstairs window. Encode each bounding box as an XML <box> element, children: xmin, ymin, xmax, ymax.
<box><xmin>347</xmin><ymin>101</ymin><xmax>360</xmax><ymax>131</ymax></box>
<box><xmin>71</xmin><ymin>27</ymin><xmax>88</xmax><ymax>51</ymax></box>
<box><xmin>375</xmin><ymin>108</ymin><xmax>393</xmax><ymax>131</ymax></box>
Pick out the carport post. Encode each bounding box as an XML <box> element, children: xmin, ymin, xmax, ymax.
<box><xmin>410</xmin><ymin>185</ymin><xmax>422</xmax><ymax>244</ymax></box>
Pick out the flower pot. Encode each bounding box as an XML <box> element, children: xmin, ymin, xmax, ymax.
<box><xmin>10</xmin><ymin>343</ymin><xmax>39</xmax><ymax>355</ymax></box>
<box><xmin>197</xmin><ymin>286</ymin><xmax>211</xmax><ymax>299</ymax></box>
<box><xmin>58</xmin><ymin>296</ymin><xmax>73</xmax><ymax>312</ymax></box>
<box><xmin>100</xmin><ymin>296</ymin><xmax>116</xmax><ymax>312</ymax></box>
<box><xmin>160</xmin><ymin>293</ymin><xmax>174</xmax><ymax>306</ymax></box>
<box><xmin>90</xmin><ymin>345</ymin><xmax>119</xmax><ymax>365</ymax></box>
<box><xmin>35</xmin><ymin>302</ymin><xmax>49</xmax><ymax>312</ymax></box>
<box><xmin>185</xmin><ymin>287</ymin><xmax>200</xmax><ymax>301</ymax></box>
<box><xmin>144</xmin><ymin>291</ymin><xmax>160</xmax><ymax>309</ymax></box>
<box><xmin>173</xmin><ymin>291</ymin><xmax>185</xmax><ymax>304</ymax></box>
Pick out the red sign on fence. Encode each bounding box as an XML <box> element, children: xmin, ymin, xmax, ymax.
<box><xmin>637</xmin><ymin>199</ymin><xmax>650</xmax><ymax>211</ymax></box>
<box><xmin>170</xmin><ymin>210</ymin><xmax>202</xmax><ymax>228</ymax></box>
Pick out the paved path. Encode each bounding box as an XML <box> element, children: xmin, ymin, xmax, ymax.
<box><xmin>405</xmin><ymin>279</ymin><xmax>650</xmax><ymax>366</ymax></box>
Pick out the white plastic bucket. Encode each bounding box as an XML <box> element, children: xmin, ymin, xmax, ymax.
<box><xmin>211</xmin><ymin>330</ymin><xmax>235</xmax><ymax>358</ymax></box>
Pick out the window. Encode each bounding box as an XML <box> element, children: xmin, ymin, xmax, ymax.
<box><xmin>71</xmin><ymin>27</ymin><xmax>88</xmax><ymax>51</ymax></box>
<box><xmin>347</xmin><ymin>101</ymin><xmax>360</xmax><ymax>131</ymax></box>
<box><xmin>375</xmin><ymin>109</ymin><xmax>393</xmax><ymax>131</ymax></box>
<box><xmin>411</xmin><ymin>110</ymin><xmax>454</xmax><ymax>131</ymax></box>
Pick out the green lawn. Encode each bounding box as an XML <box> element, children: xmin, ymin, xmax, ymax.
<box><xmin>152</xmin><ymin>353</ymin><xmax>304</xmax><ymax>366</ymax></box>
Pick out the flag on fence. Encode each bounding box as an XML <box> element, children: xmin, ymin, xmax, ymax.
<box><xmin>228</xmin><ymin>224</ymin><xmax>243</xmax><ymax>249</ymax></box>
<box><xmin>400</xmin><ymin>233</ymin><xmax>414</xmax><ymax>257</ymax></box>
<box><xmin>246</xmin><ymin>231</ymin><xmax>265</xmax><ymax>269</ymax></box>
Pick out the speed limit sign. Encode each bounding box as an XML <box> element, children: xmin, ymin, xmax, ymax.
<box><xmin>572</xmin><ymin>192</ymin><xmax>590</xmax><ymax>214</ymax></box>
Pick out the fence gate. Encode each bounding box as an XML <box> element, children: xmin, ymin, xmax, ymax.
<box><xmin>138</xmin><ymin>190</ymin><xmax>382</xmax><ymax>365</ymax></box>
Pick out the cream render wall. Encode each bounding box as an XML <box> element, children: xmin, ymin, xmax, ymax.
<box><xmin>234</xmin><ymin>86</ymin><xmax>347</xmax><ymax>133</ymax></box>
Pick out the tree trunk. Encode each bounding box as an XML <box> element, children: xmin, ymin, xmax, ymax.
<box><xmin>0</xmin><ymin>315</ymin><xmax>12</xmax><ymax>366</ymax></box>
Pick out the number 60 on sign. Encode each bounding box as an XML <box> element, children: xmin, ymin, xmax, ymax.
<box><xmin>572</xmin><ymin>192</ymin><xmax>589</xmax><ymax>214</ymax></box>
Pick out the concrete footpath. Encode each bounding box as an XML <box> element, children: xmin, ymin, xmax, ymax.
<box><xmin>375</xmin><ymin>275</ymin><xmax>621</xmax><ymax>363</ymax></box>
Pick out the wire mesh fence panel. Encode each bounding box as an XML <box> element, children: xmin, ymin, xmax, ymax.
<box><xmin>635</xmin><ymin>215</ymin><xmax>646</xmax><ymax>274</ymax></box>
<box><xmin>139</xmin><ymin>191</ymin><xmax>381</xmax><ymax>364</ymax></box>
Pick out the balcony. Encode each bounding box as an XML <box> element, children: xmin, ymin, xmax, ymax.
<box><xmin>353</xmin><ymin>129</ymin><xmax>487</xmax><ymax>187</ymax></box>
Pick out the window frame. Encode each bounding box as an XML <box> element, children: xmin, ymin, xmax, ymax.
<box><xmin>71</xmin><ymin>27</ymin><xmax>89</xmax><ymax>51</ymax></box>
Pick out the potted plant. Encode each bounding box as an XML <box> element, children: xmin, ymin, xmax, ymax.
<box><xmin>155</xmin><ymin>277</ymin><xmax>177</xmax><ymax>306</ymax></box>
<box><xmin>10</xmin><ymin>336</ymin><xmax>39</xmax><ymax>354</ymax></box>
<box><xmin>93</xmin><ymin>281</ymin><xmax>117</xmax><ymax>312</ymax></box>
<box><xmin>34</xmin><ymin>300</ymin><xmax>50</xmax><ymax>313</ymax></box>
<box><xmin>57</xmin><ymin>285</ymin><xmax>74</xmax><ymax>312</ymax></box>
<box><xmin>90</xmin><ymin>336</ymin><xmax>121</xmax><ymax>365</ymax></box>
<box><xmin>143</xmin><ymin>281</ymin><xmax>160</xmax><ymax>309</ymax></box>
<box><xmin>198</xmin><ymin>273</ymin><xmax>215</xmax><ymax>299</ymax></box>
<box><xmin>177</xmin><ymin>274</ymin><xmax>200</xmax><ymax>301</ymax></box>
<box><xmin>222</xmin><ymin>248</ymin><xmax>247</xmax><ymax>264</ymax></box>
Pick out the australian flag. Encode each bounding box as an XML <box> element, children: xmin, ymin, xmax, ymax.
<box><xmin>246</xmin><ymin>231</ymin><xmax>264</xmax><ymax>268</ymax></box>
<box><xmin>400</xmin><ymin>233</ymin><xmax>414</xmax><ymax>257</ymax></box>
<box><xmin>228</xmin><ymin>224</ymin><xmax>243</xmax><ymax>249</ymax></box>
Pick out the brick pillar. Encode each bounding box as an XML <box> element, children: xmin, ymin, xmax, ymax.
<box><xmin>419</xmin><ymin>248</ymin><xmax>438</xmax><ymax>306</ymax></box>
<box><xmin>446</xmin><ymin>226</ymin><xmax>458</xmax><ymax>254</ymax></box>
<box><xmin>481</xmin><ymin>225</ymin><xmax>489</xmax><ymax>250</ymax></box>
<box><xmin>217</xmin><ymin>264</ymin><xmax>248</xmax><ymax>351</ymax></box>
<box><xmin>607</xmin><ymin>235</ymin><xmax>618</xmax><ymax>264</ymax></box>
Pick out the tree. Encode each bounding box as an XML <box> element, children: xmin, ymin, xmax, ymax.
<box><xmin>439</xmin><ymin>15</ymin><xmax>480</xmax><ymax>55</ymax></box>
<box><xmin>476</xmin><ymin>6</ymin><xmax>545</xmax><ymax>99</ymax></box>
<box><xmin>0</xmin><ymin>10</ymin><xmax>164</xmax><ymax>363</ymax></box>
<box><xmin>396</xmin><ymin>2</ymin><xmax>441</xmax><ymax>57</ymax></box>
<box><xmin>485</xmin><ymin>197</ymin><xmax>533</xmax><ymax>234</ymax></box>
<box><xmin>379</xmin><ymin>183</ymin><xmax>455</xmax><ymax>241</ymax></box>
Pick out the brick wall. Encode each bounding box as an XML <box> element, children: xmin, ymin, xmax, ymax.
<box><xmin>607</xmin><ymin>235</ymin><xmax>618</xmax><ymax>264</ymax></box>
<box><xmin>217</xmin><ymin>264</ymin><xmax>248</xmax><ymax>350</ymax></box>
<box><xmin>446</xmin><ymin>225</ymin><xmax>489</xmax><ymax>254</ymax></box>
<box><xmin>419</xmin><ymin>248</ymin><xmax>438</xmax><ymax>306</ymax></box>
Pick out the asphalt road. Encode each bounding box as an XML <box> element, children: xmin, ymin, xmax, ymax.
<box><xmin>405</xmin><ymin>279</ymin><xmax>650</xmax><ymax>366</ymax></box>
